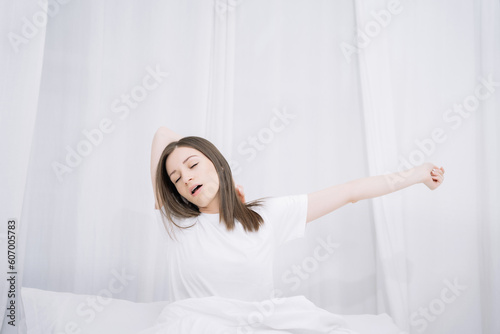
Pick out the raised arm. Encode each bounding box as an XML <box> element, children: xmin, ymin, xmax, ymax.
<box><xmin>151</xmin><ymin>126</ymin><xmax>183</xmax><ymax>210</ymax></box>
<box><xmin>306</xmin><ymin>163</ymin><xmax>445</xmax><ymax>223</ymax></box>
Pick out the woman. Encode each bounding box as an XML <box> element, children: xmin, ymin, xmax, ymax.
<box><xmin>145</xmin><ymin>126</ymin><xmax>445</xmax><ymax>334</ymax></box>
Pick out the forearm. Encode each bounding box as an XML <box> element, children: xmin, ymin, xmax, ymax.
<box><xmin>306</xmin><ymin>163</ymin><xmax>442</xmax><ymax>223</ymax></box>
<box><xmin>151</xmin><ymin>128</ymin><xmax>182</xmax><ymax>171</ymax></box>
<box><xmin>348</xmin><ymin>166</ymin><xmax>423</xmax><ymax>203</ymax></box>
<box><xmin>155</xmin><ymin>126</ymin><xmax>183</xmax><ymax>142</ymax></box>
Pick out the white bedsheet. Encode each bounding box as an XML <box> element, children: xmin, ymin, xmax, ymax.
<box><xmin>137</xmin><ymin>294</ymin><xmax>355</xmax><ymax>334</ymax></box>
<box><xmin>21</xmin><ymin>287</ymin><xmax>402</xmax><ymax>334</ymax></box>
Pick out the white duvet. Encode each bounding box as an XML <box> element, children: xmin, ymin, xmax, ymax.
<box><xmin>21</xmin><ymin>287</ymin><xmax>402</xmax><ymax>334</ymax></box>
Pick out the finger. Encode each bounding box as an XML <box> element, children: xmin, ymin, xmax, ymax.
<box><xmin>432</xmin><ymin>175</ymin><xmax>442</xmax><ymax>183</ymax></box>
<box><xmin>431</xmin><ymin>169</ymin><xmax>444</xmax><ymax>177</ymax></box>
<box><xmin>432</xmin><ymin>171</ymin><xmax>443</xmax><ymax>178</ymax></box>
<box><xmin>432</xmin><ymin>172</ymin><xmax>443</xmax><ymax>178</ymax></box>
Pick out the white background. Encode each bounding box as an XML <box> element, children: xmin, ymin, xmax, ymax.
<box><xmin>1</xmin><ymin>0</ymin><xmax>499</xmax><ymax>333</ymax></box>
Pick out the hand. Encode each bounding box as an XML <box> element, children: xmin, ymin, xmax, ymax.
<box><xmin>420</xmin><ymin>163</ymin><xmax>445</xmax><ymax>190</ymax></box>
<box><xmin>235</xmin><ymin>184</ymin><xmax>246</xmax><ymax>203</ymax></box>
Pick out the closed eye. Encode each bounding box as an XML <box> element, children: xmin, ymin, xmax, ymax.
<box><xmin>174</xmin><ymin>163</ymin><xmax>198</xmax><ymax>183</ymax></box>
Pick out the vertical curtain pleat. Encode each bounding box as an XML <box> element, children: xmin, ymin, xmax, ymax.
<box><xmin>478</xmin><ymin>1</ymin><xmax>500</xmax><ymax>333</ymax></box>
<box><xmin>206</xmin><ymin>0</ymin><xmax>235</xmax><ymax>159</ymax></box>
<box><xmin>353</xmin><ymin>0</ymin><xmax>409</xmax><ymax>330</ymax></box>
<box><xmin>0</xmin><ymin>0</ymin><xmax>48</xmax><ymax>330</ymax></box>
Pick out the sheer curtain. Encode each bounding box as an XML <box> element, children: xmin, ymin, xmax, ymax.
<box><xmin>1</xmin><ymin>0</ymin><xmax>48</xmax><ymax>332</ymax></box>
<box><xmin>1</xmin><ymin>1</ymin><xmax>498</xmax><ymax>334</ymax></box>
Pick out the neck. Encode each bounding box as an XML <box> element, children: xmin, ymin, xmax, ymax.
<box><xmin>199</xmin><ymin>195</ymin><xmax>220</xmax><ymax>214</ymax></box>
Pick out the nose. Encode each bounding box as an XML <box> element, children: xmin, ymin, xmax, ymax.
<box><xmin>182</xmin><ymin>173</ymin><xmax>194</xmax><ymax>184</ymax></box>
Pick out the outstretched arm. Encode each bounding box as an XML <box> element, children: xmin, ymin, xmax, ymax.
<box><xmin>306</xmin><ymin>162</ymin><xmax>445</xmax><ymax>224</ymax></box>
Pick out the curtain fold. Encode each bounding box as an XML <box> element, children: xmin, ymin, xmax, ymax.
<box><xmin>353</xmin><ymin>0</ymin><xmax>409</xmax><ymax>330</ymax></box>
<box><xmin>477</xmin><ymin>1</ymin><xmax>500</xmax><ymax>333</ymax></box>
<box><xmin>11</xmin><ymin>0</ymin><xmax>216</xmax><ymax>312</ymax></box>
<box><xmin>0</xmin><ymin>1</ymin><xmax>48</xmax><ymax>330</ymax></box>
<box><xmin>205</xmin><ymin>0</ymin><xmax>236</xmax><ymax>159</ymax></box>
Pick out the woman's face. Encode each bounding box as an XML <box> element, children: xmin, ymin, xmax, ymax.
<box><xmin>166</xmin><ymin>146</ymin><xmax>220</xmax><ymax>214</ymax></box>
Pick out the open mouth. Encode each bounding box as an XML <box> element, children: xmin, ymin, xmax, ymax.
<box><xmin>191</xmin><ymin>184</ymin><xmax>203</xmax><ymax>196</ymax></box>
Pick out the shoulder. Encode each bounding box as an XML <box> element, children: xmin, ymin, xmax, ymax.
<box><xmin>255</xmin><ymin>194</ymin><xmax>308</xmax><ymax>245</ymax></box>
<box><xmin>154</xmin><ymin>207</ymin><xmax>197</xmax><ymax>227</ymax></box>
<box><xmin>254</xmin><ymin>194</ymin><xmax>308</xmax><ymax>217</ymax></box>
<box><xmin>260</xmin><ymin>194</ymin><xmax>308</xmax><ymax>208</ymax></box>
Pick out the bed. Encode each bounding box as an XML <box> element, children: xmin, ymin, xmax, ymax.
<box><xmin>20</xmin><ymin>287</ymin><xmax>404</xmax><ymax>333</ymax></box>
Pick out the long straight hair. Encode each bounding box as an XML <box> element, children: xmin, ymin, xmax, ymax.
<box><xmin>155</xmin><ymin>136</ymin><xmax>266</xmax><ymax>241</ymax></box>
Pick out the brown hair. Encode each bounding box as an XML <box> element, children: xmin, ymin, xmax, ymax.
<box><xmin>155</xmin><ymin>136</ymin><xmax>266</xmax><ymax>241</ymax></box>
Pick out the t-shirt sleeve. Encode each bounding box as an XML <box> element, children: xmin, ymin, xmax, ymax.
<box><xmin>261</xmin><ymin>194</ymin><xmax>308</xmax><ymax>247</ymax></box>
<box><xmin>153</xmin><ymin>207</ymin><xmax>170</xmax><ymax>240</ymax></box>
<box><xmin>153</xmin><ymin>206</ymin><xmax>180</xmax><ymax>243</ymax></box>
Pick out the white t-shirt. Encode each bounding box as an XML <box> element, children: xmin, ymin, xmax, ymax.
<box><xmin>154</xmin><ymin>194</ymin><xmax>308</xmax><ymax>303</ymax></box>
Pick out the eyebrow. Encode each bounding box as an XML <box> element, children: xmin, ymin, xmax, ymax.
<box><xmin>168</xmin><ymin>155</ymin><xmax>198</xmax><ymax>178</ymax></box>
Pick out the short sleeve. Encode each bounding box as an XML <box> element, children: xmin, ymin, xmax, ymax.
<box><xmin>260</xmin><ymin>194</ymin><xmax>308</xmax><ymax>247</ymax></box>
<box><xmin>153</xmin><ymin>207</ymin><xmax>171</xmax><ymax>241</ymax></box>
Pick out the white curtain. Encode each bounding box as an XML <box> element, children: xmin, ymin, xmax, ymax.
<box><xmin>1</xmin><ymin>1</ymin><xmax>499</xmax><ymax>334</ymax></box>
